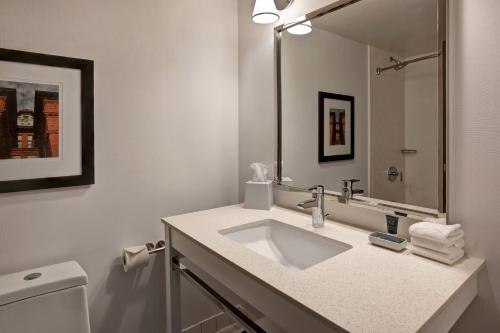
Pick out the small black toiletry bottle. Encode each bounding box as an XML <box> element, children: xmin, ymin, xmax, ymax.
<box><xmin>386</xmin><ymin>215</ymin><xmax>399</xmax><ymax>234</ymax></box>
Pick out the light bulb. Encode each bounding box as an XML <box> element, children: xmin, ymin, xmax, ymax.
<box><xmin>252</xmin><ymin>0</ymin><xmax>280</xmax><ymax>24</ymax></box>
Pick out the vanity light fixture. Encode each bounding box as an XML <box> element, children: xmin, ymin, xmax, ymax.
<box><xmin>286</xmin><ymin>17</ymin><xmax>313</xmax><ymax>35</ymax></box>
<box><xmin>252</xmin><ymin>0</ymin><xmax>280</xmax><ymax>24</ymax></box>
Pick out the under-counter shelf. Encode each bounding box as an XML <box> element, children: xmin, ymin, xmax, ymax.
<box><xmin>178</xmin><ymin>262</ymin><xmax>266</xmax><ymax>333</ymax></box>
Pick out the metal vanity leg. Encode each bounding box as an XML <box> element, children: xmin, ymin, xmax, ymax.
<box><xmin>165</xmin><ymin>226</ymin><xmax>181</xmax><ymax>333</ymax></box>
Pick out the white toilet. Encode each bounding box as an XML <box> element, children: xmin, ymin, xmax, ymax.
<box><xmin>0</xmin><ymin>261</ymin><xmax>91</xmax><ymax>333</ymax></box>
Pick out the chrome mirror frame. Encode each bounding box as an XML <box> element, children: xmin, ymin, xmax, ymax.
<box><xmin>273</xmin><ymin>0</ymin><xmax>448</xmax><ymax>218</ymax></box>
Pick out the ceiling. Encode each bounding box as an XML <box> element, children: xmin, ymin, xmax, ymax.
<box><xmin>313</xmin><ymin>0</ymin><xmax>438</xmax><ymax>57</ymax></box>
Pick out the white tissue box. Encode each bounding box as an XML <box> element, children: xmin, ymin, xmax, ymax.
<box><xmin>244</xmin><ymin>180</ymin><xmax>273</xmax><ymax>210</ymax></box>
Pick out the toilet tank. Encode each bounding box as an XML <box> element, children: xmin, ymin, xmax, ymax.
<box><xmin>0</xmin><ymin>261</ymin><xmax>91</xmax><ymax>333</ymax></box>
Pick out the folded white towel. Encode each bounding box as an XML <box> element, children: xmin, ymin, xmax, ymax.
<box><xmin>411</xmin><ymin>230</ymin><xmax>465</xmax><ymax>246</ymax></box>
<box><xmin>411</xmin><ymin>236</ymin><xmax>465</xmax><ymax>255</ymax></box>
<box><xmin>409</xmin><ymin>222</ymin><xmax>462</xmax><ymax>241</ymax></box>
<box><xmin>411</xmin><ymin>245</ymin><xmax>464</xmax><ymax>265</ymax></box>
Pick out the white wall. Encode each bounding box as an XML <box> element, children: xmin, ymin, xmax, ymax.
<box><xmin>404</xmin><ymin>57</ymin><xmax>439</xmax><ymax>209</ymax></box>
<box><xmin>0</xmin><ymin>1</ymin><xmax>238</xmax><ymax>332</ymax></box>
<box><xmin>448</xmin><ymin>0</ymin><xmax>500</xmax><ymax>330</ymax></box>
<box><xmin>281</xmin><ymin>28</ymin><xmax>368</xmax><ymax>192</ymax></box>
<box><xmin>239</xmin><ymin>0</ymin><xmax>500</xmax><ymax>331</ymax></box>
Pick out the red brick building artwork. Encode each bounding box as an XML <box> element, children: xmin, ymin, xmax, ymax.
<box><xmin>0</xmin><ymin>96</ymin><xmax>5</xmax><ymax>113</ymax></box>
<box><xmin>34</xmin><ymin>91</ymin><xmax>59</xmax><ymax>158</ymax></box>
<box><xmin>42</xmin><ymin>98</ymin><xmax>59</xmax><ymax>157</ymax></box>
<box><xmin>0</xmin><ymin>96</ymin><xmax>7</xmax><ymax>157</ymax></box>
<box><xmin>0</xmin><ymin>83</ymin><xmax>59</xmax><ymax>160</ymax></box>
<box><xmin>0</xmin><ymin>88</ymin><xmax>18</xmax><ymax>159</ymax></box>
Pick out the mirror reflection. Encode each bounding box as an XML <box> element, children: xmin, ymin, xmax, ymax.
<box><xmin>280</xmin><ymin>0</ymin><xmax>445</xmax><ymax>212</ymax></box>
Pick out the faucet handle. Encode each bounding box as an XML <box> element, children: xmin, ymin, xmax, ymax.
<box><xmin>342</xmin><ymin>179</ymin><xmax>360</xmax><ymax>187</ymax></box>
<box><xmin>341</xmin><ymin>179</ymin><xmax>357</xmax><ymax>190</ymax></box>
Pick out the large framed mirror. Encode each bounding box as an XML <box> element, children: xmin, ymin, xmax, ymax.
<box><xmin>275</xmin><ymin>0</ymin><xmax>447</xmax><ymax>216</ymax></box>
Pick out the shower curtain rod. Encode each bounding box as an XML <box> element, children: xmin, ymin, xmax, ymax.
<box><xmin>376</xmin><ymin>51</ymin><xmax>441</xmax><ymax>75</ymax></box>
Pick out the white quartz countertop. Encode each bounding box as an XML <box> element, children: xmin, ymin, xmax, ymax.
<box><xmin>162</xmin><ymin>205</ymin><xmax>484</xmax><ymax>333</ymax></box>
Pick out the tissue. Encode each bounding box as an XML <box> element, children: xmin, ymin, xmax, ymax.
<box><xmin>122</xmin><ymin>245</ymin><xmax>150</xmax><ymax>272</ymax></box>
<box><xmin>250</xmin><ymin>162</ymin><xmax>268</xmax><ymax>183</ymax></box>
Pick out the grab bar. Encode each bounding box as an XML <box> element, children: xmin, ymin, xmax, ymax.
<box><xmin>175</xmin><ymin>262</ymin><xmax>266</xmax><ymax>333</ymax></box>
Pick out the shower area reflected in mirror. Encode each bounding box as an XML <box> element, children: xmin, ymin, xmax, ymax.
<box><xmin>366</xmin><ymin>3</ymin><xmax>442</xmax><ymax>209</ymax></box>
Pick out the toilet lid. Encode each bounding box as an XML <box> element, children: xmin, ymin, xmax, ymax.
<box><xmin>0</xmin><ymin>261</ymin><xmax>88</xmax><ymax>306</ymax></box>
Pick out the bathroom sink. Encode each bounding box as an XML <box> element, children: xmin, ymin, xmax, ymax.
<box><xmin>219</xmin><ymin>219</ymin><xmax>352</xmax><ymax>270</ymax></box>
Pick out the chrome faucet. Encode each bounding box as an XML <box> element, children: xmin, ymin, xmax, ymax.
<box><xmin>339</xmin><ymin>179</ymin><xmax>364</xmax><ymax>203</ymax></box>
<box><xmin>297</xmin><ymin>185</ymin><xmax>329</xmax><ymax>228</ymax></box>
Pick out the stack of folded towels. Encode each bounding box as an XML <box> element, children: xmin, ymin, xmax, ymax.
<box><xmin>409</xmin><ymin>218</ymin><xmax>465</xmax><ymax>265</ymax></box>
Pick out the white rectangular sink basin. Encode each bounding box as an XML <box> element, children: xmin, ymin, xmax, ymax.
<box><xmin>219</xmin><ymin>219</ymin><xmax>352</xmax><ymax>270</ymax></box>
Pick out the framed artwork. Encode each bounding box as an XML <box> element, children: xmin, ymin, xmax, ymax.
<box><xmin>318</xmin><ymin>91</ymin><xmax>354</xmax><ymax>162</ymax></box>
<box><xmin>0</xmin><ymin>48</ymin><xmax>94</xmax><ymax>193</ymax></box>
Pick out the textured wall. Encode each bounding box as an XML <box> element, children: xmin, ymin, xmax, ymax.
<box><xmin>0</xmin><ymin>0</ymin><xmax>238</xmax><ymax>332</ymax></box>
<box><xmin>448</xmin><ymin>0</ymin><xmax>500</xmax><ymax>331</ymax></box>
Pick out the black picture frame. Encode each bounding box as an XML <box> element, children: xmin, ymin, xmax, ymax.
<box><xmin>0</xmin><ymin>48</ymin><xmax>94</xmax><ymax>193</ymax></box>
<box><xmin>318</xmin><ymin>91</ymin><xmax>354</xmax><ymax>162</ymax></box>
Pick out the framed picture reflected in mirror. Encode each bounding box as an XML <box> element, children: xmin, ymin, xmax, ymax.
<box><xmin>318</xmin><ymin>91</ymin><xmax>354</xmax><ymax>162</ymax></box>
